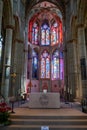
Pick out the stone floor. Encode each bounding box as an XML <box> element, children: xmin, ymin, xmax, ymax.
<box><xmin>1</xmin><ymin>101</ymin><xmax>87</xmax><ymax>130</ymax></box>
<box><xmin>12</xmin><ymin>101</ymin><xmax>86</xmax><ymax>116</ymax></box>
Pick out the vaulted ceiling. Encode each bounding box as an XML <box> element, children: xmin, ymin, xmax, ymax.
<box><xmin>25</xmin><ymin>0</ymin><xmax>67</xmax><ymax>21</ymax></box>
<box><xmin>25</xmin><ymin>0</ymin><xmax>66</xmax><ymax>19</ymax></box>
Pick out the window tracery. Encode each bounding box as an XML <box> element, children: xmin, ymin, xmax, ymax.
<box><xmin>52</xmin><ymin>50</ymin><xmax>64</xmax><ymax>80</ymax></box>
<box><xmin>32</xmin><ymin>50</ymin><xmax>38</xmax><ymax>79</ymax></box>
<box><xmin>32</xmin><ymin>22</ymin><xmax>39</xmax><ymax>45</ymax></box>
<box><xmin>41</xmin><ymin>50</ymin><xmax>50</xmax><ymax>78</ymax></box>
<box><xmin>28</xmin><ymin>13</ymin><xmax>64</xmax><ymax>81</ymax></box>
<box><xmin>41</xmin><ymin>23</ymin><xmax>50</xmax><ymax>46</ymax></box>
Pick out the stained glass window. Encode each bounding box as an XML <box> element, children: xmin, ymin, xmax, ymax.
<box><xmin>52</xmin><ymin>50</ymin><xmax>64</xmax><ymax>80</ymax></box>
<box><xmin>32</xmin><ymin>22</ymin><xmax>39</xmax><ymax>45</ymax></box>
<box><xmin>51</xmin><ymin>22</ymin><xmax>59</xmax><ymax>46</ymax></box>
<box><xmin>32</xmin><ymin>50</ymin><xmax>38</xmax><ymax>79</ymax></box>
<box><xmin>60</xmin><ymin>52</ymin><xmax>64</xmax><ymax>80</ymax></box>
<box><xmin>0</xmin><ymin>36</ymin><xmax>3</xmax><ymax>62</ymax></box>
<box><xmin>52</xmin><ymin>50</ymin><xmax>59</xmax><ymax>79</ymax></box>
<box><xmin>41</xmin><ymin>23</ymin><xmax>50</xmax><ymax>45</ymax></box>
<box><xmin>41</xmin><ymin>50</ymin><xmax>50</xmax><ymax>78</ymax></box>
<box><xmin>59</xmin><ymin>22</ymin><xmax>63</xmax><ymax>44</ymax></box>
<box><xmin>28</xmin><ymin>20</ymin><xmax>32</xmax><ymax>42</ymax></box>
<box><xmin>28</xmin><ymin>18</ymin><xmax>64</xmax><ymax>81</ymax></box>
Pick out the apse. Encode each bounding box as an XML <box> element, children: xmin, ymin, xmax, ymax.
<box><xmin>27</xmin><ymin>1</ymin><xmax>64</xmax><ymax>94</ymax></box>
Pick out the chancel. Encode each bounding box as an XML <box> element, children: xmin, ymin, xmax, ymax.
<box><xmin>0</xmin><ymin>0</ymin><xmax>87</xmax><ymax>129</ymax></box>
<box><xmin>0</xmin><ymin>0</ymin><xmax>87</xmax><ymax>116</ymax></box>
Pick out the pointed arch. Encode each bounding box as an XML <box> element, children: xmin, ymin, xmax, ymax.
<box><xmin>41</xmin><ymin>21</ymin><xmax>50</xmax><ymax>46</ymax></box>
<box><xmin>32</xmin><ymin>22</ymin><xmax>39</xmax><ymax>45</ymax></box>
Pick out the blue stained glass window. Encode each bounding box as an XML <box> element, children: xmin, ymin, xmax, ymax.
<box><xmin>41</xmin><ymin>50</ymin><xmax>50</xmax><ymax>78</ymax></box>
<box><xmin>32</xmin><ymin>50</ymin><xmax>38</xmax><ymax>79</ymax></box>
<box><xmin>60</xmin><ymin>52</ymin><xmax>64</xmax><ymax>80</ymax></box>
<box><xmin>46</xmin><ymin>57</ymin><xmax>50</xmax><ymax>78</ymax></box>
<box><xmin>41</xmin><ymin>23</ymin><xmax>50</xmax><ymax>45</ymax></box>
<box><xmin>0</xmin><ymin>36</ymin><xmax>3</xmax><ymax>62</ymax></box>
<box><xmin>52</xmin><ymin>50</ymin><xmax>64</xmax><ymax>80</ymax></box>
<box><xmin>52</xmin><ymin>50</ymin><xmax>59</xmax><ymax>79</ymax></box>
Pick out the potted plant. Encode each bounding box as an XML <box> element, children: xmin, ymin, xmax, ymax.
<box><xmin>0</xmin><ymin>102</ymin><xmax>11</xmax><ymax>126</ymax></box>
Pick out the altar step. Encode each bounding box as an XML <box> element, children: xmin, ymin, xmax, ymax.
<box><xmin>2</xmin><ymin>115</ymin><xmax>87</xmax><ymax>130</ymax></box>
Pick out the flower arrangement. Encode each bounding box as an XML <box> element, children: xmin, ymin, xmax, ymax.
<box><xmin>0</xmin><ymin>102</ymin><xmax>11</xmax><ymax>125</ymax></box>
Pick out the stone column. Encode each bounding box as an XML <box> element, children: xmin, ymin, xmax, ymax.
<box><xmin>0</xmin><ymin>1</ymin><xmax>3</xmax><ymax>90</ymax></box>
<box><xmin>66</xmin><ymin>42</ymin><xmax>72</xmax><ymax>100</ymax></box>
<box><xmin>77</xmin><ymin>25</ymin><xmax>86</xmax><ymax>98</ymax></box>
<box><xmin>71</xmin><ymin>40</ymin><xmax>81</xmax><ymax>99</ymax></box>
<box><xmin>23</xmin><ymin>26</ymin><xmax>28</xmax><ymax>92</ymax></box>
<box><xmin>20</xmin><ymin>42</ymin><xmax>25</xmax><ymax>93</ymax></box>
<box><xmin>29</xmin><ymin>49</ymin><xmax>32</xmax><ymax>80</ymax></box>
<box><xmin>78</xmin><ymin>26</ymin><xmax>86</xmax><ymax>58</ymax></box>
<box><xmin>21</xmin><ymin>43</ymin><xmax>26</xmax><ymax>92</ymax></box>
<box><xmin>12</xmin><ymin>39</ymin><xmax>24</xmax><ymax>96</ymax></box>
<box><xmin>0</xmin><ymin>0</ymin><xmax>3</xmax><ymax>35</ymax></box>
<box><xmin>22</xmin><ymin>48</ymin><xmax>27</xmax><ymax>92</ymax></box>
<box><xmin>63</xmin><ymin>47</ymin><xmax>68</xmax><ymax>100</ymax></box>
<box><xmin>1</xmin><ymin>26</ymin><xmax>13</xmax><ymax>98</ymax></box>
<box><xmin>66</xmin><ymin>40</ymin><xmax>80</xmax><ymax>100</ymax></box>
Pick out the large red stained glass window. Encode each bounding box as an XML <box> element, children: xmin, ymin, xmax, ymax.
<box><xmin>59</xmin><ymin>22</ymin><xmax>63</xmax><ymax>44</ymax></box>
<box><xmin>28</xmin><ymin>20</ymin><xmax>33</xmax><ymax>42</ymax></box>
<box><xmin>28</xmin><ymin>19</ymin><xmax>63</xmax><ymax>46</ymax></box>
<box><xmin>51</xmin><ymin>22</ymin><xmax>59</xmax><ymax>45</ymax></box>
<box><xmin>51</xmin><ymin>21</ymin><xmax>63</xmax><ymax>46</ymax></box>
<box><xmin>28</xmin><ymin>16</ymin><xmax>64</xmax><ymax>80</ymax></box>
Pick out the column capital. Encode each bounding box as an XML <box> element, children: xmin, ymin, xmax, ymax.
<box><xmin>14</xmin><ymin>38</ymin><xmax>24</xmax><ymax>44</ymax></box>
<box><xmin>66</xmin><ymin>39</ymin><xmax>77</xmax><ymax>44</ymax></box>
<box><xmin>23</xmin><ymin>49</ymin><xmax>28</xmax><ymax>52</ymax></box>
<box><xmin>77</xmin><ymin>23</ymin><xmax>84</xmax><ymax>28</ymax></box>
<box><xmin>5</xmin><ymin>24</ymin><xmax>14</xmax><ymax>30</ymax></box>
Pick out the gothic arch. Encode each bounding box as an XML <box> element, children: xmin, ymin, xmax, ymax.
<box><xmin>26</xmin><ymin>0</ymin><xmax>65</xmax><ymax>19</ymax></box>
<box><xmin>26</xmin><ymin>0</ymin><xmax>65</xmax><ymax>29</ymax></box>
<box><xmin>13</xmin><ymin>16</ymin><xmax>20</xmax><ymax>39</ymax></box>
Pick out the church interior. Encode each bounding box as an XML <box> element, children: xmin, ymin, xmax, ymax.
<box><xmin>0</xmin><ymin>0</ymin><xmax>87</xmax><ymax>101</ymax></box>
<box><xmin>0</xmin><ymin>0</ymin><xmax>87</xmax><ymax>129</ymax></box>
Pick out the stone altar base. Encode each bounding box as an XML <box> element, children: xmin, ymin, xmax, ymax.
<box><xmin>28</xmin><ymin>92</ymin><xmax>60</xmax><ymax>108</ymax></box>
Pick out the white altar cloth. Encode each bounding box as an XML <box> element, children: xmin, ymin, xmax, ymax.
<box><xmin>28</xmin><ymin>92</ymin><xmax>60</xmax><ymax>108</ymax></box>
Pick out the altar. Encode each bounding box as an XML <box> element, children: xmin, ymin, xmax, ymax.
<box><xmin>28</xmin><ymin>92</ymin><xmax>60</xmax><ymax>108</ymax></box>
